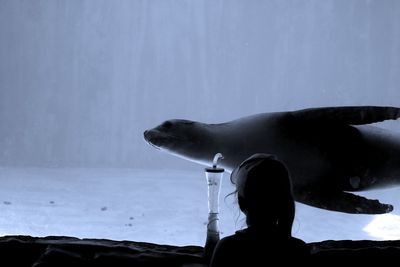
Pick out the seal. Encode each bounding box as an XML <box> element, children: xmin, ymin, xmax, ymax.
<box><xmin>144</xmin><ymin>106</ymin><xmax>400</xmax><ymax>214</ymax></box>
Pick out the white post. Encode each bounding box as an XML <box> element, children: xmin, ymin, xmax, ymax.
<box><xmin>204</xmin><ymin>153</ymin><xmax>224</xmax><ymax>262</ymax></box>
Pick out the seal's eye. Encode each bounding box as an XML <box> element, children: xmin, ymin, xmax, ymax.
<box><xmin>162</xmin><ymin>121</ymin><xmax>173</xmax><ymax>129</ymax></box>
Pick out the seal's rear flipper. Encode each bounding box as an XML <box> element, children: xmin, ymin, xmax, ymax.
<box><xmin>295</xmin><ymin>189</ymin><xmax>393</xmax><ymax>214</ymax></box>
<box><xmin>291</xmin><ymin>106</ymin><xmax>400</xmax><ymax>125</ymax></box>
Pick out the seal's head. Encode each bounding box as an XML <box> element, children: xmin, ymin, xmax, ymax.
<box><xmin>144</xmin><ymin>119</ymin><xmax>214</xmax><ymax>163</ymax></box>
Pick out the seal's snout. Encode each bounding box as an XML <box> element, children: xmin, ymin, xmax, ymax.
<box><xmin>143</xmin><ymin>129</ymin><xmax>162</xmax><ymax>150</ymax></box>
<box><xmin>143</xmin><ymin>130</ymin><xmax>149</xmax><ymax>141</ymax></box>
<box><xmin>143</xmin><ymin>130</ymin><xmax>154</xmax><ymax>144</ymax></box>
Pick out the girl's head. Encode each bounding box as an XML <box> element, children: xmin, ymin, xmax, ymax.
<box><xmin>230</xmin><ymin>153</ymin><xmax>295</xmax><ymax>236</ymax></box>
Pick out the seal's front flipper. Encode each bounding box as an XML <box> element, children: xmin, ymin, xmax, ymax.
<box><xmin>295</xmin><ymin>189</ymin><xmax>393</xmax><ymax>214</ymax></box>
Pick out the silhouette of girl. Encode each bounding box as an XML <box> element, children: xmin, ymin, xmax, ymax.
<box><xmin>210</xmin><ymin>153</ymin><xmax>310</xmax><ymax>266</ymax></box>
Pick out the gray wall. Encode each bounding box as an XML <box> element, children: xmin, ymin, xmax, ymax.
<box><xmin>1</xmin><ymin>0</ymin><xmax>400</xmax><ymax>168</ymax></box>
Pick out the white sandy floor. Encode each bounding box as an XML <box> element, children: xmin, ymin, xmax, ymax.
<box><xmin>0</xmin><ymin>167</ymin><xmax>400</xmax><ymax>246</ymax></box>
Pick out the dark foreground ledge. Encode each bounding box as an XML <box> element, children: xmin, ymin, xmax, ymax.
<box><xmin>1</xmin><ymin>236</ymin><xmax>400</xmax><ymax>266</ymax></box>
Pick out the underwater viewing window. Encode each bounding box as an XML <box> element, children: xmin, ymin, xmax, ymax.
<box><xmin>1</xmin><ymin>0</ymin><xmax>400</xmax><ymax>246</ymax></box>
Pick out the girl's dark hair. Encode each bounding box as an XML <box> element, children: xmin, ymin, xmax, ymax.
<box><xmin>230</xmin><ymin>154</ymin><xmax>295</xmax><ymax>237</ymax></box>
